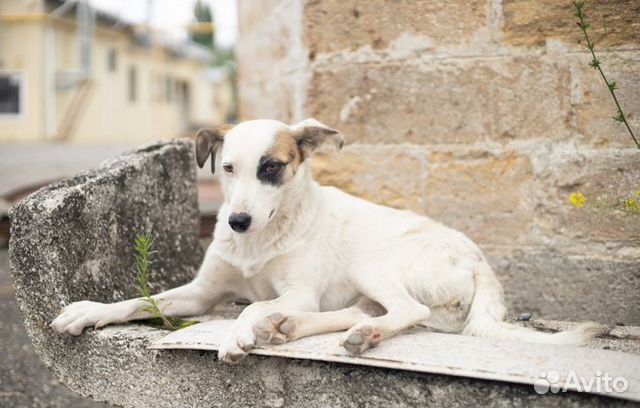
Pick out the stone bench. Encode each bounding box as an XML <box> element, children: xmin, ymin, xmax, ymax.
<box><xmin>9</xmin><ymin>140</ymin><xmax>640</xmax><ymax>407</ymax></box>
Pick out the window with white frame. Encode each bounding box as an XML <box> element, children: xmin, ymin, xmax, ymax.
<box><xmin>0</xmin><ymin>72</ymin><xmax>24</xmax><ymax>116</ymax></box>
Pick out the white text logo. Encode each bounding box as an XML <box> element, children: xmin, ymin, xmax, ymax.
<box><xmin>534</xmin><ymin>370</ymin><xmax>628</xmax><ymax>395</ymax></box>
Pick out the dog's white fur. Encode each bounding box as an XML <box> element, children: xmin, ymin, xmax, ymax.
<box><xmin>52</xmin><ymin>119</ymin><xmax>600</xmax><ymax>363</ymax></box>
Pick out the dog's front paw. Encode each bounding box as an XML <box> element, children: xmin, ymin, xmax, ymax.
<box><xmin>50</xmin><ymin>301</ymin><xmax>116</xmax><ymax>335</ymax></box>
<box><xmin>218</xmin><ymin>328</ymin><xmax>256</xmax><ymax>364</ymax></box>
<box><xmin>253</xmin><ymin>312</ymin><xmax>297</xmax><ymax>345</ymax></box>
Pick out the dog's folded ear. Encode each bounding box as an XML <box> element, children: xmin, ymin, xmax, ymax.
<box><xmin>195</xmin><ymin>125</ymin><xmax>232</xmax><ymax>174</ymax></box>
<box><xmin>291</xmin><ymin>118</ymin><xmax>344</xmax><ymax>159</ymax></box>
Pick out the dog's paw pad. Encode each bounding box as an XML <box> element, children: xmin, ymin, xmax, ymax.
<box><xmin>253</xmin><ymin>313</ymin><xmax>297</xmax><ymax>345</ymax></box>
<box><xmin>270</xmin><ymin>334</ymin><xmax>286</xmax><ymax>345</ymax></box>
<box><xmin>342</xmin><ymin>324</ymin><xmax>380</xmax><ymax>354</ymax></box>
<box><xmin>278</xmin><ymin>318</ymin><xmax>296</xmax><ymax>336</ymax></box>
<box><xmin>255</xmin><ymin>320</ymin><xmax>273</xmax><ymax>341</ymax></box>
<box><xmin>268</xmin><ymin>312</ymin><xmax>285</xmax><ymax>325</ymax></box>
<box><xmin>219</xmin><ymin>350</ymin><xmax>247</xmax><ymax>364</ymax></box>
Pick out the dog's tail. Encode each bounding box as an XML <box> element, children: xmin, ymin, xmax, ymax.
<box><xmin>462</xmin><ymin>262</ymin><xmax>602</xmax><ymax>345</ymax></box>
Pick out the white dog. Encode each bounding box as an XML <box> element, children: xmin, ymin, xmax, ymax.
<box><xmin>52</xmin><ymin>119</ymin><xmax>599</xmax><ymax>363</ymax></box>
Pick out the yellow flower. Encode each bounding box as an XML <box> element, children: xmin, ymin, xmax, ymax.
<box><xmin>569</xmin><ymin>192</ymin><xmax>586</xmax><ymax>208</ymax></box>
<box><xmin>625</xmin><ymin>197</ymin><xmax>638</xmax><ymax>209</ymax></box>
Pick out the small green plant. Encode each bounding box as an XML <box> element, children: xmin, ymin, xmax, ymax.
<box><xmin>134</xmin><ymin>234</ymin><xmax>198</xmax><ymax>330</ymax></box>
<box><xmin>573</xmin><ymin>1</ymin><xmax>639</xmax><ymax>151</ymax></box>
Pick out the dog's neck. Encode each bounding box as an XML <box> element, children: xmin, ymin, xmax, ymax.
<box><xmin>212</xmin><ymin>164</ymin><xmax>323</xmax><ymax>276</ymax></box>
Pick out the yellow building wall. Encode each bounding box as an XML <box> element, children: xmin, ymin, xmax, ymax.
<box><xmin>1</xmin><ymin>0</ymin><xmax>45</xmax><ymax>14</ymax></box>
<box><xmin>0</xmin><ymin>0</ymin><xmax>224</xmax><ymax>144</ymax></box>
<box><xmin>0</xmin><ymin>21</ymin><xmax>45</xmax><ymax>142</ymax></box>
<box><xmin>52</xmin><ymin>23</ymin><xmax>215</xmax><ymax>144</ymax></box>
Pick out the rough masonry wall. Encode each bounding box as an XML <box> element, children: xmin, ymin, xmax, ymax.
<box><xmin>237</xmin><ymin>0</ymin><xmax>640</xmax><ymax>324</ymax></box>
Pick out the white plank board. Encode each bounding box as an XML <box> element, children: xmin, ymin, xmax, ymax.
<box><xmin>149</xmin><ymin>319</ymin><xmax>640</xmax><ymax>402</ymax></box>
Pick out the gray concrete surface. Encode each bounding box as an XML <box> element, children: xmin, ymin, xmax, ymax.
<box><xmin>485</xmin><ymin>248</ymin><xmax>640</xmax><ymax>325</ymax></box>
<box><xmin>0</xmin><ymin>144</ymin><xmax>133</xmax><ymax>198</ymax></box>
<box><xmin>0</xmin><ymin>249</ymin><xmax>112</xmax><ymax>408</ymax></box>
<box><xmin>0</xmin><ymin>142</ymin><xmax>221</xmax><ymax>199</ymax></box>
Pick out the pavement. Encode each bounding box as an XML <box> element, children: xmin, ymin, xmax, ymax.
<box><xmin>0</xmin><ymin>249</ymin><xmax>113</xmax><ymax>408</ymax></box>
<box><xmin>0</xmin><ymin>143</ymin><xmax>222</xmax><ymax>218</ymax></box>
<box><xmin>0</xmin><ymin>144</ymin><xmax>132</xmax><ymax>198</ymax></box>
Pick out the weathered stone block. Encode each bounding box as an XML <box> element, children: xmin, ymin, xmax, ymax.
<box><xmin>570</xmin><ymin>53</ymin><xmax>640</xmax><ymax>148</ymax></box>
<box><xmin>423</xmin><ymin>149</ymin><xmax>536</xmax><ymax>245</ymax></box>
<box><xmin>306</xmin><ymin>57</ymin><xmax>571</xmax><ymax>144</ymax></box>
<box><xmin>238</xmin><ymin>0</ymin><xmax>292</xmax><ymax>34</ymax></box>
<box><xmin>304</xmin><ymin>0</ymin><xmax>492</xmax><ymax>55</ymax></box>
<box><xmin>485</xmin><ymin>247</ymin><xmax>640</xmax><ymax>325</ymax></box>
<box><xmin>239</xmin><ymin>75</ymin><xmax>301</xmax><ymax>121</ymax></box>
<box><xmin>237</xmin><ymin>0</ymin><xmax>305</xmax><ymax>85</ymax></box>
<box><xmin>313</xmin><ymin>146</ymin><xmax>538</xmax><ymax>246</ymax></box>
<box><xmin>502</xmin><ymin>0</ymin><xmax>640</xmax><ymax>47</ymax></box>
<box><xmin>312</xmin><ymin>144</ymin><xmax>428</xmax><ymax>213</ymax></box>
<box><xmin>9</xmin><ymin>140</ymin><xmax>203</xmax><ymax>368</ymax></box>
<box><xmin>533</xmin><ymin>148</ymin><xmax>640</xmax><ymax>245</ymax></box>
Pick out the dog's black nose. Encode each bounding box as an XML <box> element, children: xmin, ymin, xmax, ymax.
<box><xmin>228</xmin><ymin>212</ymin><xmax>252</xmax><ymax>233</ymax></box>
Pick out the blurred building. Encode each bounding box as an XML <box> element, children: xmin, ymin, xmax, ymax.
<box><xmin>0</xmin><ymin>0</ymin><xmax>233</xmax><ymax>144</ymax></box>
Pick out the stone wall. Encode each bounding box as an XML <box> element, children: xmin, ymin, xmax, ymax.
<box><xmin>237</xmin><ymin>0</ymin><xmax>640</xmax><ymax>324</ymax></box>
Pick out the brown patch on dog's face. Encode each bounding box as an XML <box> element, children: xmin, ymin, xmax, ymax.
<box><xmin>270</xmin><ymin>129</ymin><xmax>303</xmax><ymax>167</ymax></box>
<box><xmin>257</xmin><ymin>129</ymin><xmax>302</xmax><ymax>186</ymax></box>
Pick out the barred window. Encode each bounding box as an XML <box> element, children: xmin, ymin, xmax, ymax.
<box><xmin>128</xmin><ymin>66</ymin><xmax>137</xmax><ymax>103</ymax></box>
<box><xmin>108</xmin><ymin>48</ymin><xmax>117</xmax><ymax>72</ymax></box>
<box><xmin>165</xmin><ymin>75</ymin><xmax>174</xmax><ymax>103</ymax></box>
<box><xmin>0</xmin><ymin>72</ymin><xmax>23</xmax><ymax>115</ymax></box>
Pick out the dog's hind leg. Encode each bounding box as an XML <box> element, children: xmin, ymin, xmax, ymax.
<box><xmin>254</xmin><ymin>297</ymin><xmax>384</xmax><ymax>345</ymax></box>
<box><xmin>341</xmin><ymin>280</ymin><xmax>431</xmax><ymax>354</ymax></box>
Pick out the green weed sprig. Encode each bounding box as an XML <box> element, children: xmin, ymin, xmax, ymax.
<box><xmin>134</xmin><ymin>234</ymin><xmax>198</xmax><ymax>330</ymax></box>
<box><xmin>573</xmin><ymin>1</ymin><xmax>639</xmax><ymax>151</ymax></box>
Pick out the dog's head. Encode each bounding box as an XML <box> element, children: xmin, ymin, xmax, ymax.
<box><xmin>195</xmin><ymin>119</ymin><xmax>343</xmax><ymax>234</ymax></box>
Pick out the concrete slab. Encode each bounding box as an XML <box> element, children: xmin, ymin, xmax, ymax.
<box><xmin>151</xmin><ymin>318</ymin><xmax>640</xmax><ymax>402</ymax></box>
<box><xmin>29</xmin><ymin>311</ymin><xmax>640</xmax><ymax>408</ymax></box>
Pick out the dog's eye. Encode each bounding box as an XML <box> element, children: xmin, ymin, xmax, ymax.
<box><xmin>264</xmin><ymin>162</ymin><xmax>281</xmax><ymax>174</ymax></box>
<box><xmin>222</xmin><ymin>164</ymin><xmax>234</xmax><ymax>174</ymax></box>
